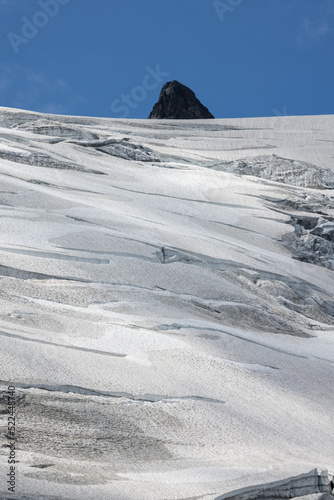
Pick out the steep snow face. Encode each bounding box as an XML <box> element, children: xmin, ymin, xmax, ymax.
<box><xmin>0</xmin><ymin>108</ymin><xmax>333</xmax><ymax>500</ymax></box>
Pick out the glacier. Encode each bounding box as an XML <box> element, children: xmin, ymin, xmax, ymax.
<box><xmin>0</xmin><ymin>107</ymin><xmax>333</xmax><ymax>500</ymax></box>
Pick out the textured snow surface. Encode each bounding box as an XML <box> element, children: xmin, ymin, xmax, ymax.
<box><xmin>0</xmin><ymin>108</ymin><xmax>333</xmax><ymax>500</ymax></box>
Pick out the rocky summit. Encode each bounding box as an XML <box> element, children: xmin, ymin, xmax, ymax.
<box><xmin>148</xmin><ymin>80</ymin><xmax>214</xmax><ymax>119</ymax></box>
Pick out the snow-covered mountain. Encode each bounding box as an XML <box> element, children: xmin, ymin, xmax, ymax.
<box><xmin>0</xmin><ymin>107</ymin><xmax>333</xmax><ymax>500</ymax></box>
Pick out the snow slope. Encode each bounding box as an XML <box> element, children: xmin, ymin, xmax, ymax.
<box><xmin>0</xmin><ymin>108</ymin><xmax>333</xmax><ymax>500</ymax></box>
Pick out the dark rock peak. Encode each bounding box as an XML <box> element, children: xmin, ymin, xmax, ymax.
<box><xmin>148</xmin><ymin>80</ymin><xmax>214</xmax><ymax>120</ymax></box>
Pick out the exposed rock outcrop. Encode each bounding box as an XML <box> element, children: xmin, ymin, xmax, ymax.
<box><xmin>148</xmin><ymin>80</ymin><xmax>214</xmax><ymax>119</ymax></box>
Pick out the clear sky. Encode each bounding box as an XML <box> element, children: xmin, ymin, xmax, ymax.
<box><xmin>0</xmin><ymin>0</ymin><xmax>333</xmax><ymax>119</ymax></box>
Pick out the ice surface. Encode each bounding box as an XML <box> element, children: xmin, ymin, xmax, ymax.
<box><xmin>0</xmin><ymin>108</ymin><xmax>333</xmax><ymax>499</ymax></box>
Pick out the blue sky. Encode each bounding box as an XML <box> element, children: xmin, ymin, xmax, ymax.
<box><xmin>0</xmin><ymin>0</ymin><xmax>333</xmax><ymax>119</ymax></box>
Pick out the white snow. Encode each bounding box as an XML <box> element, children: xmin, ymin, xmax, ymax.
<box><xmin>0</xmin><ymin>108</ymin><xmax>333</xmax><ymax>500</ymax></box>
